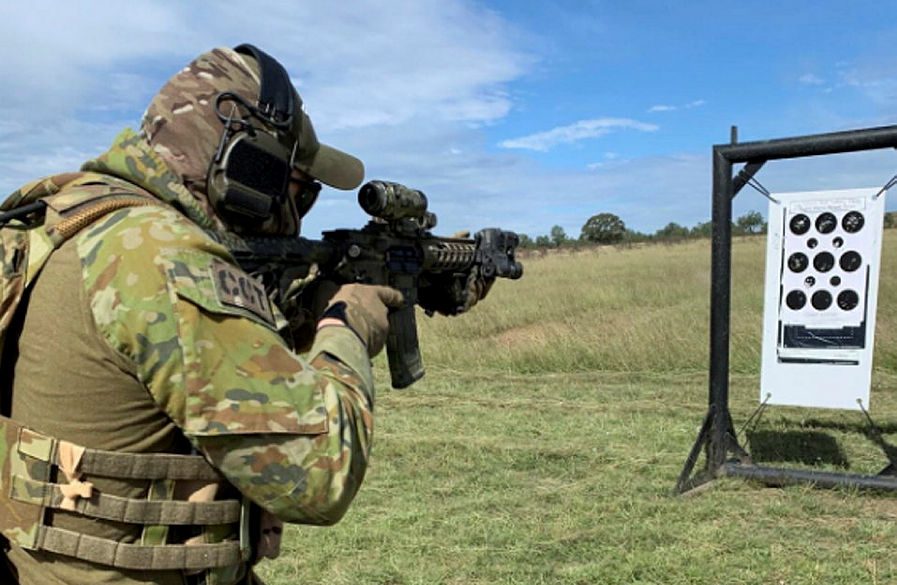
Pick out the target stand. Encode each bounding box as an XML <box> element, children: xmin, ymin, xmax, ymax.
<box><xmin>677</xmin><ymin>124</ymin><xmax>897</xmax><ymax>494</ymax></box>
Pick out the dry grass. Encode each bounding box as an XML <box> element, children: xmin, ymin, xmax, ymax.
<box><xmin>257</xmin><ymin>231</ymin><xmax>897</xmax><ymax>585</ymax></box>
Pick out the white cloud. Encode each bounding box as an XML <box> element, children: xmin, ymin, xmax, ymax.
<box><xmin>0</xmin><ymin>0</ymin><xmax>535</xmax><ymax>196</ymax></box>
<box><xmin>840</xmin><ymin>67</ymin><xmax>897</xmax><ymax>107</ymax></box>
<box><xmin>586</xmin><ymin>152</ymin><xmax>624</xmax><ymax>170</ymax></box>
<box><xmin>799</xmin><ymin>73</ymin><xmax>825</xmax><ymax>85</ymax></box>
<box><xmin>2</xmin><ymin>1</ymin><xmax>890</xmax><ymax>244</ymax></box>
<box><xmin>498</xmin><ymin>118</ymin><xmax>658</xmax><ymax>152</ymax></box>
<box><xmin>648</xmin><ymin>99</ymin><xmax>705</xmax><ymax>113</ymax></box>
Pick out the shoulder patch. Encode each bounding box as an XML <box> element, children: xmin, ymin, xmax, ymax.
<box><xmin>211</xmin><ymin>258</ymin><xmax>276</xmax><ymax>327</ymax></box>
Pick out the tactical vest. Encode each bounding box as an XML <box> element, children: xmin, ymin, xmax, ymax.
<box><xmin>0</xmin><ymin>173</ymin><xmax>251</xmax><ymax>584</ymax></box>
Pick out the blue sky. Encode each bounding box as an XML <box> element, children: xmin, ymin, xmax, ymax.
<box><xmin>1</xmin><ymin>1</ymin><xmax>896</xmax><ymax>239</ymax></box>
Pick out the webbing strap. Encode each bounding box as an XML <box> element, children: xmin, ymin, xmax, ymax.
<box><xmin>37</xmin><ymin>526</ymin><xmax>243</xmax><ymax>570</ymax></box>
<box><xmin>76</xmin><ymin>450</ymin><xmax>221</xmax><ymax>481</ymax></box>
<box><xmin>16</xmin><ymin>422</ymin><xmax>220</xmax><ymax>481</ymax></box>
<box><xmin>11</xmin><ymin>475</ymin><xmax>240</xmax><ymax>525</ymax></box>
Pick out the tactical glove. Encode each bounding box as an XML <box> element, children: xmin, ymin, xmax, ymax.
<box><xmin>418</xmin><ymin>268</ymin><xmax>494</xmax><ymax>316</ymax></box>
<box><xmin>318</xmin><ymin>284</ymin><xmax>404</xmax><ymax>357</ymax></box>
<box><xmin>279</xmin><ymin>273</ymin><xmax>336</xmax><ymax>353</ymax></box>
<box><xmin>417</xmin><ymin>230</ymin><xmax>494</xmax><ymax>316</ymax></box>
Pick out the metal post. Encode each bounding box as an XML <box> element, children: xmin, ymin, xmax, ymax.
<box><xmin>677</xmin><ymin>123</ymin><xmax>897</xmax><ymax>494</ymax></box>
<box><xmin>708</xmin><ymin>149</ymin><xmax>734</xmax><ymax>470</ymax></box>
<box><xmin>717</xmin><ymin>125</ymin><xmax>897</xmax><ymax>162</ymax></box>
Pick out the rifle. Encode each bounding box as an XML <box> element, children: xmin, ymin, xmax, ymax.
<box><xmin>213</xmin><ymin>180</ymin><xmax>524</xmax><ymax>388</ymax></box>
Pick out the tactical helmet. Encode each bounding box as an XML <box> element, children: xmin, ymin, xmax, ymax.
<box><xmin>141</xmin><ymin>44</ymin><xmax>364</xmax><ymax>235</ymax></box>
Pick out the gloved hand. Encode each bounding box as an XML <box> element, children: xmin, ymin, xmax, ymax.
<box><xmin>280</xmin><ymin>274</ymin><xmax>337</xmax><ymax>353</ymax></box>
<box><xmin>317</xmin><ymin>284</ymin><xmax>404</xmax><ymax>357</ymax></box>
<box><xmin>418</xmin><ymin>267</ymin><xmax>494</xmax><ymax>316</ymax></box>
<box><xmin>417</xmin><ymin>230</ymin><xmax>494</xmax><ymax>316</ymax></box>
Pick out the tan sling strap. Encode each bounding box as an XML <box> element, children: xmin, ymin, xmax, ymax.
<box><xmin>35</xmin><ymin>526</ymin><xmax>242</xmax><ymax>570</ymax></box>
<box><xmin>47</xmin><ymin>193</ymin><xmax>159</xmax><ymax>245</ymax></box>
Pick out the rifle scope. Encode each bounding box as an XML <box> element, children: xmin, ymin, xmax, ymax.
<box><xmin>359</xmin><ymin>181</ymin><xmax>428</xmax><ymax>221</ymax></box>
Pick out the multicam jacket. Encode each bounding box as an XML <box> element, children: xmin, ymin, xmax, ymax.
<box><xmin>0</xmin><ymin>130</ymin><xmax>375</xmax><ymax>585</ymax></box>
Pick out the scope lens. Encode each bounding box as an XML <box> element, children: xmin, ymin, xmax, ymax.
<box><xmin>358</xmin><ymin>182</ymin><xmax>388</xmax><ymax>215</ymax></box>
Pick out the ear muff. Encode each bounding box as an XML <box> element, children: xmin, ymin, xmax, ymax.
<box><xmin>207</xmin><ymin>128</ymin><xmax>293</xmax><ymax>220</ymax></box>
<box><xmin>206</xmin><ymin>44</ymin><xmax>300</xmax><ymax>223</ymax></box>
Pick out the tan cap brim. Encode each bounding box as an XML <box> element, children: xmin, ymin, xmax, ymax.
<box><xmin>298</xmin><ymin>142</ymin><xmax>365</xmax><ymax>191</ymax></box>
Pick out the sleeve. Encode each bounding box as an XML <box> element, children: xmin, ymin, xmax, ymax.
<box><xmin>76</xmin><ymin>205</ymin><xmax>375</xmax><ymax>524</ymax></box>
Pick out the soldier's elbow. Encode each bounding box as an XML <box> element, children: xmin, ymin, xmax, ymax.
<box><xmin>269</xmin><ymin>466</ymin><xmax>366</xmax><ymax>526</ymax></box>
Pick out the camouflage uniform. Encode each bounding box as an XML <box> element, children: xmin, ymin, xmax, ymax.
<box><xmin>1</xmin><ymin>48</ymin><xmax>376</xmax><ymax>585</ymax></box>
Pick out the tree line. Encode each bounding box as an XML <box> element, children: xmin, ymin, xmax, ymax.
<box><xmin>520</xmin><ymin>210</ymin><xmax>897</xmax><ymax>249</ymax></box>
<box><xmin>518</xmin><ymin>210</ymin><xmax>769</xmax><ymax>249</ymax></box>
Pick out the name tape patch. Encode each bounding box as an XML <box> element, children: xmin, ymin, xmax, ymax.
<box><xmin>211</xmin><ymin>259</ymin><xmax>275</xmax><ymax>327</ymax></box>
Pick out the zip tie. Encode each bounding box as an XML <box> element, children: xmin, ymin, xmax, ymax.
<box><xmin>873</xmin><ymin>173</ymin><xmax>897</xmax><ymax>199</ymax></box>
<box><xmin>747</xmin><ymin>177</ymin><xmax>781</xmax><ymax>205</ymax></box>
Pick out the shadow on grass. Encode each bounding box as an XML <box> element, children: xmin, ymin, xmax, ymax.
<box><xmin>746</xmin><ymin>430</ymin><xmax>849</xmax><ymax>468</ymax></box>
<box><xmin>799</xmin><ymin>418</ymin><xmax>897</xmax><ymax>435</ymax></box>
<box><xmin>745</xmin><ymin>414</ymin><xmax>897</xmax><ymax>470</ymax></box>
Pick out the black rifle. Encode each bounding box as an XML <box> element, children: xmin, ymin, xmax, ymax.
<box><xmin>214</xmin><ymin>180</ymin><xmax>523</xmax><ymax>388</ymax></box>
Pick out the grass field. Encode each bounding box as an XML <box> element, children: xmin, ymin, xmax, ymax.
<box><xmin>258</xmin><ymin>231</ymin><xmax>897</xmax><ymax>585</ymax></box>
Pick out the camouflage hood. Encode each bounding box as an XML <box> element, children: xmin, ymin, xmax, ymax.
<box><xmin>0</xmin><ymin>128</ymin><xmax>222</xmax><ymax>233</ymax></box>
<box><xmin>137</xmin><ymin>46</ymin><xmax>363</xmax><ymax>236</ymax></box>
<box><xmin>81</xmin><ymin>128</ymin><xmax>226</xmax><ymax>232</ymax></box>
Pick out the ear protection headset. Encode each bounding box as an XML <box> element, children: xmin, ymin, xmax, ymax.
<box><xmin>207</xmin><ymin>44</ymin><xmax>320</xmax><ymax>223</ymax></box>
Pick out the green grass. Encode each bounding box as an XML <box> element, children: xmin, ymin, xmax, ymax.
<box><xmin>257</xmin><ymin>231</ymin><xmax>897</xmax><ymax>585</ymax></box>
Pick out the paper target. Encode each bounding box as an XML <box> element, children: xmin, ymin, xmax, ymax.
<box><xmin>760</xmin><ymin>188</ymin><xmax>886</xmax><ymax>410</ymax></box>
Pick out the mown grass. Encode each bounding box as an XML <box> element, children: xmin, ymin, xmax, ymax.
<box><xmin>258</xmin><ymin>231</ymin><xmax>897</xmax><ymax>585</ymax></box>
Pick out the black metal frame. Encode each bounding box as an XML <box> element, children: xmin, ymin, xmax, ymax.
<box><xmin>676</xmin><ymin>124</ymin><xmax>897</xmax><ymax>494</ymax></box>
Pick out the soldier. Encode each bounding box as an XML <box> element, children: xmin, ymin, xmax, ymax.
<box><xmin>0</xmin><ymin>45</ymin><xmax>407</xmax><ymax>584</ymax></box>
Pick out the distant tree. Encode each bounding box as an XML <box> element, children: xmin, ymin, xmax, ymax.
<box><xmin>690</xmin><ymin>220</ymin><xmax>713</xmax><ymax>238</ymax></box>
<box><xmin>655</xmin><ymin>222</ymin><xmax>689</xmax><ymax>240</ymax></box>
<box><xmin>534</xmin><ymin>234</ymin><xmax>551</xmax><ymax>248</ymax></box>
<box><xmin>550</xmin><ymin>225</ymin><xmax>568</xmax><ymax>247</ymax></box>
<box><xmin>623</xmin><ymin>229</ymin><xmax>650</xmax><ymax>243</ymax></box>
<box><xmin>735</xmin><ymin>210</ymin><xmax>766</xmax><ymax>235</ymax></box>
<box><xmin>886</xmin><ymin>211</ymin><xmax>896</xmax><ymax>229</ymax></box>
<box><xmin>581</xmin><ymin>213</ymin><xmax>627</xmax><ymax>244</ymax></box>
